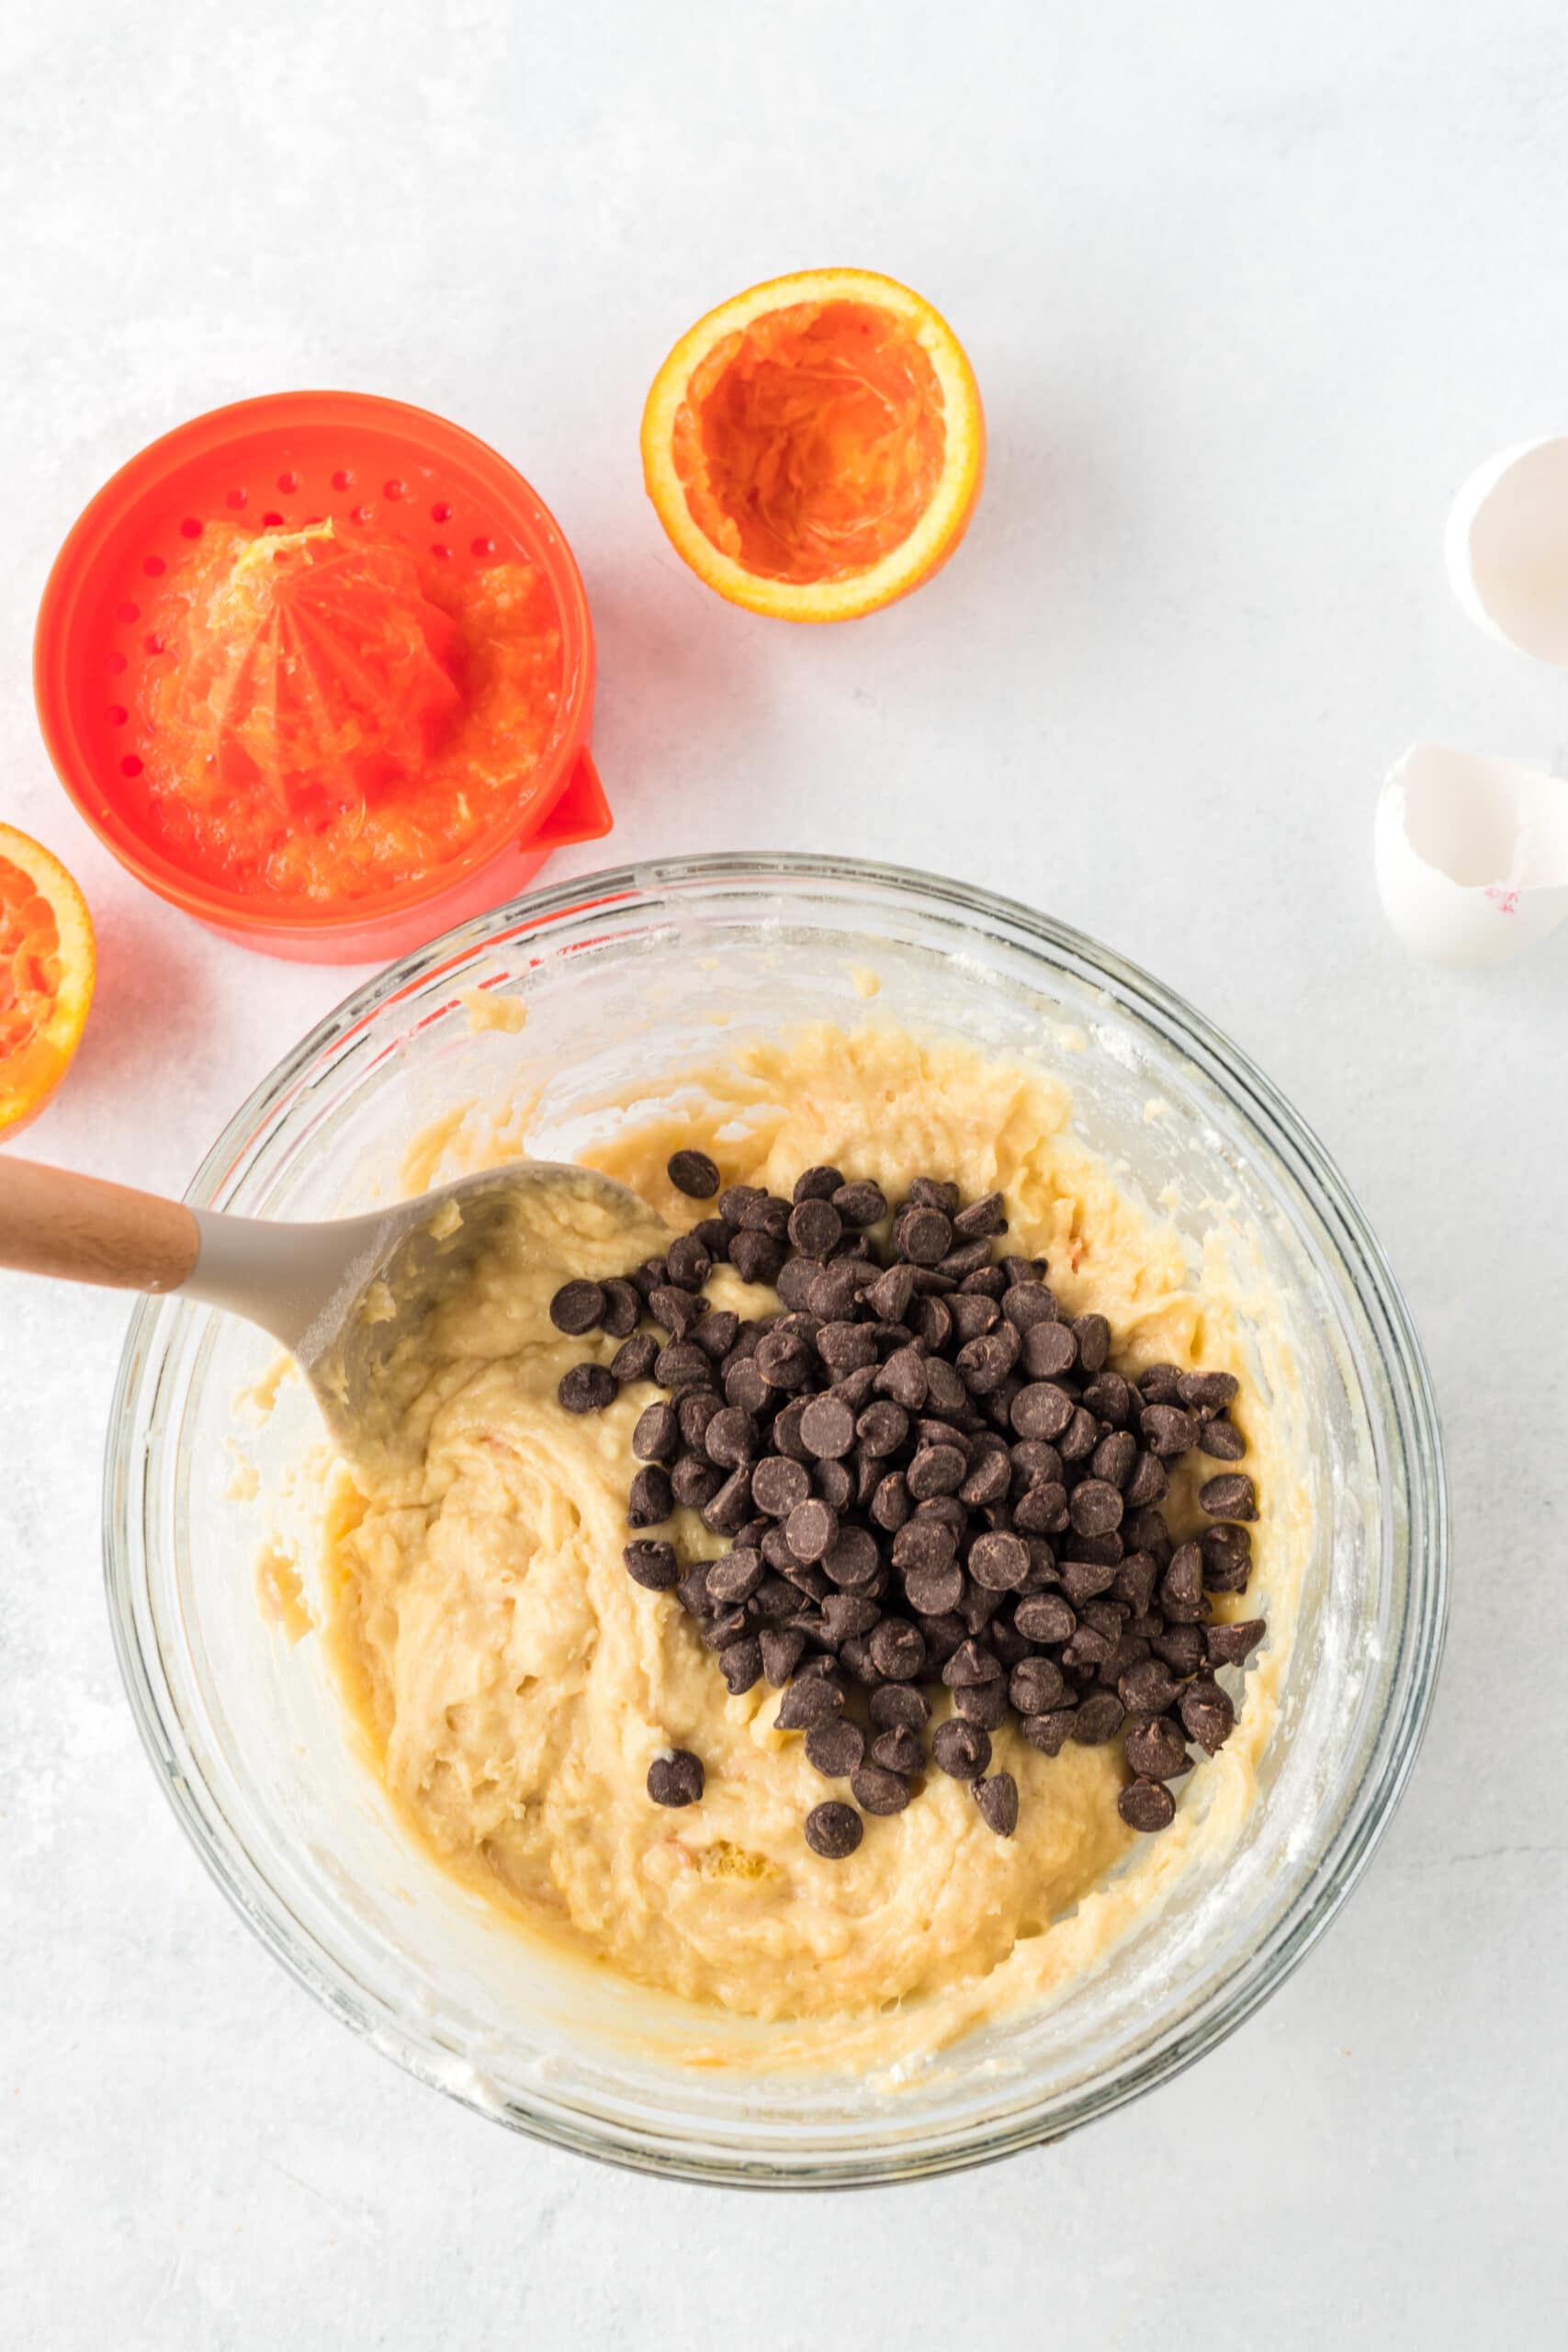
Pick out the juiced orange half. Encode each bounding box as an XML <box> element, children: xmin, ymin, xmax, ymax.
<box><xmin>0</xmin><ymin>824</ymin><xmax>96</xmax><ymax>1136</ymax></box>
<box><xmin>641</xmin><ymin>269</ymin><xmax>985</xmax><ymax>622</ymax></box>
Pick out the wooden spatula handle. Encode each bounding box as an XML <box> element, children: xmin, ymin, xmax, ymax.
<box><xmin>0</xmin><ymin>1156</ymin><xmax>199</xmax><ymax>1295</ymax></box>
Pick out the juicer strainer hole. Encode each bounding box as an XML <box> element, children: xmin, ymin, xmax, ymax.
<box><xmin>120</xmin><ymin>755</ymin><xmax>142</xmax><ymax>777</ymax></box>
<box><xmin>470</xmin><ymin>535</ymin><xmax>496</xmax><ymax>558</ymax></box>
<box><xmin>226</xmin><ymin>488</ymin><xmax>248</xmax><ymax>510</ymax></box>
<box><xmin>143</xmin><ymin>634</ymin><xmax>163</xmax><ymax>654</ymax></box>
<box><xmin>431</xmin><ymin>500</ymin><xmax>453</xmax><ymax>523</ymax></box>
<box><xmin>142</xmin><ymin>556</ymin><xmax>165</xmax><ymax>578</ymax></box>
<box><xmin>430</xmin><ymin>543</ymin><xmax>451</xmax><ymax>561</ymax></box>
<box><xmin>107</xmin><ymin>651</ymin><xmax>127</xmax><ymax>674</ymax></box>
<box><xmin>262</xmin><ymin>510</ymin><xmax>284</xmax><ymax>526</ymax></box>
<box><xmin>276</xmin><ymin>471</ymin><xmax>299</xmax><ymax>494</ymax></box>
<box><xmin>179</xmin><ymin>517</ymin><xmax>203</xmax><ymax>539</ymax></box>
<box><xmin>116</xmin><ymin>600</ymin><xmax>140</xmax><ymax>623</ymax></box>
<box><xmin>351</xmin><ymin>504</ymin><xmax>374</xmax><ymax>526</ymax></box>
<box><xmin>107</xmin><ymin>705</ymin><xmax>127</xmax><ymax>727</ymax></box>
<box><xmin>331</xmin><ymin>469</ymin><xmax>354</xmax><ymax>492</ymax></box>
<box><xmin>383</xmin><ymin>479</ymin><xmax>405</xmax><ymax>501</ymax></box>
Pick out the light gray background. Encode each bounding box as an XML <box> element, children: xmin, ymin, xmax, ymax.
<box><xmin>3</xmin><ymin>2</ymin><xmax>1564</xmax><ymax>2343</ymax></box>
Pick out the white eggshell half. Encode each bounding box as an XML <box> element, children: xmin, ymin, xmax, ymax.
<box><xmin>1375</xmin><ymin>742</ymin><xmax>1568</xmax><ymax>967</ymax></box>
<box><xmin>1446</xmin><ymin>436</ymin><xmax>1568</xmax><ymax>665</ymax></box>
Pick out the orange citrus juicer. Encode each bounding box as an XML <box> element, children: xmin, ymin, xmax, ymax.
<box><xmin>0</xmin><ymin>825</ymin><xmax>95</xmax><ymax>1137</ymax></box>
<box><xmin>34</xmin><ymin>392</ymin><xmax>611</xmax><ymax>964</ymax></box>
<box><xmin>641</xmin><ymin>268</ymin><xmax>985</xmax><ymax>622</ymax></box>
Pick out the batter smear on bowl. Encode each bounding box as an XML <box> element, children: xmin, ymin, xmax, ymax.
<box><xmin>321</xmin><ymin>1026</ymin><xmax>1306</xmax><ymax>2060</ymax></box>
<box><xmin>130</xmin><ymin>520</ymin><xmax>562</xmax><ymax>904</ymax></box>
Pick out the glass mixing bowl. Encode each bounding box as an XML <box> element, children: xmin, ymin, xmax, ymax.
<box><xmin>105</xmin><ymin>854</ymin><xmax>1446</xmax><ymax>2185</ymax></box>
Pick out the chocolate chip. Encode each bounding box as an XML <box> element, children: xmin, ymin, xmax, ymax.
<box><xmin>700</xmin><ymin>1466</ymin><xmax>755</xmax><ymax>1535</ymax></box>
<box><xmin>629</xmin><ymin>1403</ymin><xmax>677</xmax><ymax>1464</ymax></box>
<box><xmin>654</xmin><ymin>1340</ymin><xmax>711</xmax><ymax>1389</ymax></box>
<box><xmin>1124</xmin><ymin>1505</ymin><xmax>1172</xmax><ymax>1559</ymax></box>
<box><xmin>671</xmin><ymin>1457</ymin><xmax>722</xmax><ymax>1509</ymax></box>
<box><xmin>678</xmin><ymin>1388</ymin><xmax>723</xmax><ymax>1450</ymax></box>
<box><xmin>704</xmin><ymin>1406</ymin><xmax>759</xmax><ymax>1468</ymax></box>
<box><xmin>952</xmin><ymin>1191</ymin><xmax>1006</xmax><ymax>1240</ymax></box>
<box><xmin>821</xmin><ymin>1592</ymin><xmax>879</xmax><ymax>1643</ymax></box>
<box><xmin>905</xmin><ymin>1557</ymin><xmax>964</xmax><ymax>1615</ymax></box>
<box><xmin>844</xmin><ymin>1765</ymin><xmax>906</xmax><ymax>1816</ymax></box>
<box><xmin>1197</xmin><ymin>1418</ymin><xmax>1247</xmax><ymax>1462</ymax></box>
<box><xmin>558</xmin><ymin>1363</ymin><xmax>617</xmax><ymax>1413</ymax></box>
<box><xmin>907</xmin><ymin>1294</ymin><xmax>953</xmax><ymax>1353</ymax></box>
<box><xmin>798</xmin><ymin>1394</ymin><xmax>857</xmax><ymax>1459</ymax></box>
<box><xmin>1138</xmin><ymin>1363</ymin><xmax>1183</xmax><ymax>1403</ymax></box>
<box><xmin>808</xmin><ymin>1461</ymin><xmax>851</xmax><ymax>1516</ymax></box>
<box><xmin>807</xmin><ymin>1719</ymin><xmax>865</xmax><ymax>1778</ymax></box>
<box><xmin>592</xmin><ymin>1278</ymin><xmax>638</xmax><ymax>1340</ymax></box>
<box><xmin>1206</xmin><ymin>1618</ymin><xmax>1266</xmax><ymax>1668</ymax></box>
<box><xmin>870</xmin><ymin>1724</ymin><xmax>924</xmax><ymax>1775</ymax></box>
<box><xmin>1123</xmin><ymin>1451</ymin><xmax>1169</xmax><ymax>1508</ymax></box>
<box><xmin>788</xmin><ymin>1164</ymin><xmax>842</xmax><ymax>1204</ymax></box>
<box><xmin>761</xmin><ymin>1628</ymin><xmax>807</xmax><ymax>1685</ymax></box>
<box><xmin>1119</xmin><ymin>1657</ymin><xmax>1181</xmax><ymax>1713</ymax></box>
<box><xmin>869</xmin><ymin>1618</ymin><xmax>926</xmax><ymax>1679</ymax></box>
<box><xmin>1153</xmin><ymin>1622</ymin><xmax>1206</xmax><ymax>1677</ymax></box>
<box><xmin>1010</xmin><ymin>1656</ymin><xmax>1066</xmax><ymax>1714</ymax></box>
<box><xmin>1124</xmin><ymin>1713</ymin><xmax>1190</xmax><ymax>1780</ymax></box>
<box><xmin>942</xmin><ymin>1637</ymin><xmax>1002</xmax><ymax>1688</ymax></box>
<box><xmin>1020</xmin><ymin>1321</ymin><xmax>1077</xmax><ymax>1380</ymax></box>
<box><xmin>749</xmin><ymin>1455</ymin><xmax>807</xmax><ymax>1518</ymax></box>
<box><xmin>1092</xmin><ymin>1429</ymin><xmax>1138</xmax><ymax>1489</ymax></box>
<box><xmin>728</xmin><ymin>1228</ymin><xmax>785</xmax><ymax>1285</ymax></box>
<box><xmin>693</xmin><ymin>1217</ymin><xmax>731</xmax><ymax>1261</ymax></box>
<box><xmin>824</xmin><ymin>1526</ymin><xmax>881</xmax><ymax>1589</ymax></box>
<box><xmin>1068</xmin><ymin>1312</ymin><xmax>1110</xmax><ymax>1374</ymax></box>
<box><xmin>1179</xmin><ymin>1369</ymin><xmax>1238</xmax><ymax>1412</ymax></box>
<box><xmin>668</xmin><ymin>1149</ymin><xmax>721</xmax><ymax>1200</ymax></box>
<box><xmin>972</xmin><ymin>1772</ymin><xmax>1019</xmax><ymax>1836</ymax></box>
<box><xmin>1118</xmin><ymin>1776</ymin><xmax>1176</xmax><ymax>1831</ymax></box>
<box><xmin>954</xmin><ymin>1677</ymin><xmax>1008</xmax><ymax>1729</ymax></box>
<box><xmin>789</xmin><ymin>1196</ymin><xmax>843</xmax><ymax>1258</ymax></box>
<box><xmin>1179</xmin><ymin>1679</ymin><xmax>1236</xmax><ymax>1754</ymax></box>
<box><xmin>958</xmin><ymin>1448</ymin><xmax>1011</xmax><ymax>1508</ymax></box>
<box><xmin>863</xmin><ymin>1684</ymin><xmax>927</xmax><ymax>1736</ymax></box>
<box><xmin>906</xmin><ymin>1444</ymin><xmax>964</xmax><ymax>1501</ymax></box>
<box><xmin>719</xmin><ymin>1636</ymin><xmax>762</xmax><ymax>1694</ymax></box>
<box><xmin>1111</xmin><ymin>1551</ymin><xmax>1159</xmax><ymax>1616</ymax></box>
<box><xmin>1015</xmin><ymin>1592</ymin><xmax>1077</xmax><ymax>1645</ymax></box>
<box><xmin>785</xmin><ymin>1498</ymin><xmax>839</xmax><ymax>1564</ymax></box>
<box><xmin>804</xmin><ymin>1800</ymin><xmax>864</xmax><ymax>1858</ymax></box>
<box><xmin>832</xmin><ymin>1180</ymin><xmax>886</xmax><ymax>1230</ymax></box>
<box><xmin>624</xmin><ymin>1540</ymin><xmax>680</xmax><ymax>1591</ymax></box>
<box><xmin>1069</xmin><ymin>1478</ymin><xmax>1124</xmax><ymax>1537</ymax></box>
<box><xmin>777</xmin><ymin>1676</ymin><xmax>845</xmax><ymax>1731</ymax></box>
<box><xmin>965</xmin><ymin>1529</ymin><xmax>1028</xmax><ymax>1593</ymax></box>
<box><xmin>1199</xmin><ymin>1472</ymin><xmax>1258</xmax><ymax>1521</ymax></box>
<box><xmin>932</xmin><ymin>1718</ymin><xmax>991</xmax><ymax>1779</ymax></box>
<box><xmin>1021</xmin><ymin>1709</ymin><xmax>1077</xmax><ymax>1756</ymax></box>
<box><xmin>871</xmin><ymin>1470</ymin><xmax>913</xmax><ymax>1532</ymax></box>
<box><xmin>625</xmin><ymin>1464</ymin><xmax>673</xmax><ymax>1527</ymax></box>
<box><xmin>1083</xmin><ymin>1371</ymin><xmax>1132</xmax><ymax>1425</ymax></box>
<box><xmin>1010</xmin><ymin>1383</ymin><xmax>1076</xmax><ymax>1442</ymax></box>
<box><xmin>1071</xmin><ymin>1691</ymin><xmax>1126</xmax><ymax>1745</ymax></box>
<box><xmin>648</xmin><ymin>1748</ymin><xmax>704</xmax><ymax>1806</ymax></box>
<box><xmin>610</xmin><ymin>1333</ymin><xmax>659</xmax><ymax>1385</ymax></box>
<box><xmin>549</xmin><ymin>1278</ymin><xmax>604</xmax><ymax>1335</ymax></box>
<box><xmin>675</xmin><ymin>1562</ymin><xmax>712</xmax><ymax>1615</ymax></box>
<box><xmin>707</xmin><ymin>1550</ymin><xmax>765</xmax><ymax>1604</ymax></box>
<box><xmin>1200</xmin><ymin>1522</ymin><xmax>1253</xmax><ymax>1591</ymax></box>
<box><xmin>664</xmin><ymin>1232</ymin><xmax>710</xmax><ymax>1292</ymax></box>
<box><xmin>1002</xmin><ymin>1285</ymin><xmax>1058</xmax><ymax>1335</ymax></box>
<box><xmin>1141</xmin><ymin>1403</ymin><xmax>1199</xmax><ymax>1455</ymax></box>
<box><xmin>896</xmin><ymin>1205</ymin><xmax>953</xmax><ymax>1266</ymax></box>
<box><xmin>1160</xmin><ymin>1542</ymin><xmax>1205</xmax><ymax>1623</ymax></box>
<box><xmin>1060</xmin><ymin>1557</ymin><xmax>1118</xmax><ymax>1605</ymax></box>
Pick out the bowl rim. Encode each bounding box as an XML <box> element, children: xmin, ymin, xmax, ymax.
<box><xmin>103</xmin><ymin>849</ymin><xmax>1449</xmax><ymax>2185</ymax></box>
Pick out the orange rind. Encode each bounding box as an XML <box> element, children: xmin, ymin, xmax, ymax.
<box><xmin>0</xmin><ymin>824</ymin><xmax>96</xmax><ymax>1136</ymax></box>
<box><xmin>641</xmin><ymin>268</ymin><xmax>985</xmax><ymax>622</ymax></box>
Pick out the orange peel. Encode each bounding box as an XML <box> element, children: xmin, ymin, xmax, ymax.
<box><xmin>0</xmin><ymin>824</ymin><xmax>96</xmax><ymax>1136</ymax></box>
<box><xmin>641</xmin><ymin>268</ymin><xmax>985</xmax><ymax>622</ymax></box>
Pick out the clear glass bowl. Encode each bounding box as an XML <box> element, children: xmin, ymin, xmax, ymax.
<box><xmin>105</xmin><ymin>854</ymin><xmax>1447</xmax><ymax>2186</ymax></box>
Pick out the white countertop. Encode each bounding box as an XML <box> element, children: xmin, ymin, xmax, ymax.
<box><xmin>3</xmin><ymin>2</ymin><xmax>1564</xmax><ymax>2342</ymax></box>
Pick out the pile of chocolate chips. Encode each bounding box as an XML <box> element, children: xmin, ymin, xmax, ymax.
<box><xmin>554</xmin><ymin>1151</ymin><xmax>1266</xmax><ymax>1860</ymax></box>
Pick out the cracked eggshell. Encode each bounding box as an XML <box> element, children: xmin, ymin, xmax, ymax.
<box><xmin>1446</xmin><ymin>436</ymin><xmax>1568</xmax><ymax>665</ymax></box>
<box><xmin>1375</xmin><ymin>743</ymin><xmax>1568</xmax><ymax>967</ymax></box>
